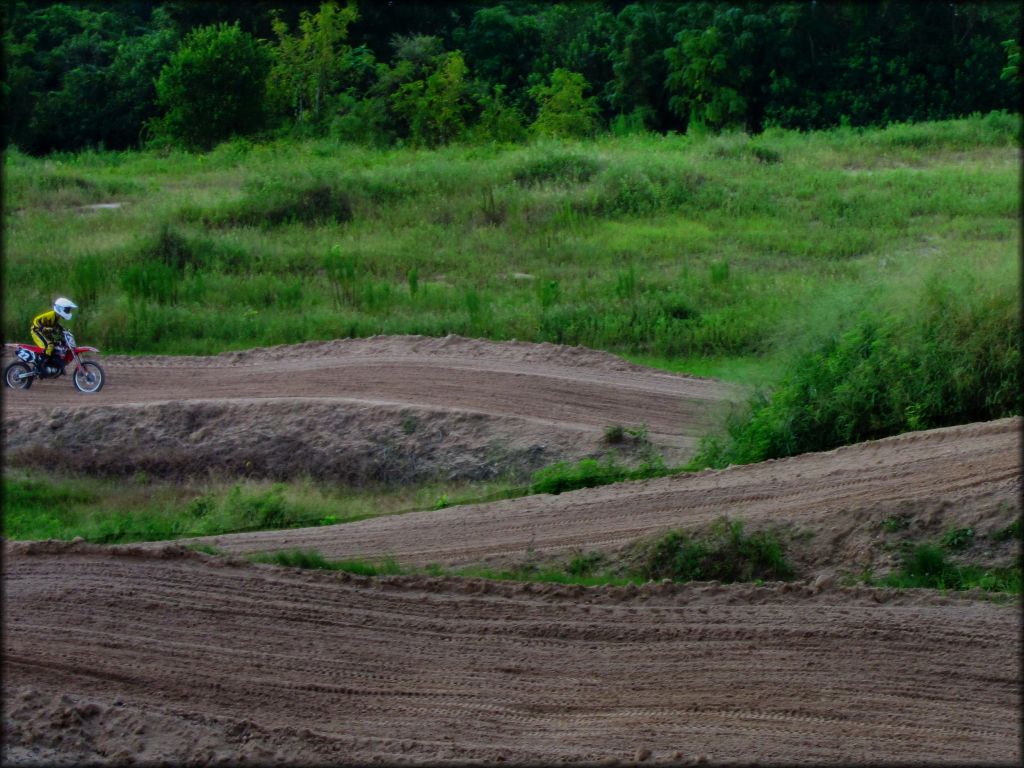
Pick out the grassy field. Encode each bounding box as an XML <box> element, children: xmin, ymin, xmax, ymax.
<box><xmin>1</xmin><ymin>468</ymin><xmax>522</xmax><ymax>543</ymax></box>
<box><xmin>4</xmin><ymin>112</ymin><xmax>1018</xmax><ymax>384</ymax></box>
<box><xmin>3</xmin><ymin>113</ymin><xmax>1020</xmax><ymax>551</ymax></box>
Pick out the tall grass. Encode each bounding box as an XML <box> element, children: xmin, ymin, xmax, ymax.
<box><xmin>1</xmin><ymin>469</ymin><xmax>521</xmax><ymax>544</ymax></box>
<box><xmin>4</xmin><ymin>114</ymin><xmax>1017</xmax><ymax>380</ymax></box>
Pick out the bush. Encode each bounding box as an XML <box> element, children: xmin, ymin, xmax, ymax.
<box><xmin>530</xmin><ymin>452</ymin><xmax>670</xmax><ymax>495</ymax></box>
<box><xmin>641</xmin><ymin>518</ymin><xmax>794</xmax><ymax>583</ymax></box>
<box><xmin>590</xmin><ymin>165</ymin><xmax>704</xmax><ymax>216</ymax></box>
<box><xmin>693</xmin><ymin>271</ymin><xmax>1022</xmax><ymax>467</ymax></box>
<box><xmin>528</xmin><ymin>69</ymin><xmax>599</xmax><ymax>138</ymax></box>
<box><xmin>154</xmin><ymin>22</ymin><xmax>272</xmax><ymax>150</ymax></box>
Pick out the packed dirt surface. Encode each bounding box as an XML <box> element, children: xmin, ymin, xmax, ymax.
<box><xmin>3</xmin><ymin>542</ymin><xmax>1020</xmax><ymax>766</ymax></box>
<box><xmin>184</xmin><ymin>417</ymin><xmax>1022</xmax><ymax>580</ymax></box>
<box><xmin>4</xmin><ymin>337</ymin><xmax>1021</xmax><ymax>764</ymax></box>
<box><xmin>2</xmin><ymin>335</ymin><xmax>739</xmax><ymax>482</ymax></box>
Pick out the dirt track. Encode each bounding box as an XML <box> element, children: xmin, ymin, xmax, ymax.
<box><xmin>187</xmin><ymin>416</ymin><xmax>1022</xmax><ymax>578</ymax></box>
<box><xmin>3</xmin><ymin>542</ymin><xmax>1020</xmax><ymax>766</ymax></box>
<box><xmin>2</xmin><ymin>336</ymin><xmax>739</xmax><ymax>481</ymax></box>
<box><xmin>3</xmin><ymin>338</ymin><xmax>1022</xmax><ymax>764</ymax></box>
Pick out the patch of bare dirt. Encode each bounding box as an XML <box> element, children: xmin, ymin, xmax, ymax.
<box><xmin>3</xmin><ymin>545</ymin><xmax>1019</xmax><ymax>765</ymax></box>
<box><xmin>3</xmin><ymin>337</ymin><xmax>1021</xmax><ymax>765</ymax></box>
<box><xmin>183</xmin><ymin>417</ymin><xmax>1021</xmax><ymax>581</ymax></box>
<box><xmin>2</xmin><ymin>335</ymin><xmax>740</xmax><ymax>482</ymax></box>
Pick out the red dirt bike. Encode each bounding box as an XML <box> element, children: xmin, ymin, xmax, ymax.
<box><xmin>4</xmin><ymin>329</ymin><xmax>105</xmax><ymax>393</ymax></box>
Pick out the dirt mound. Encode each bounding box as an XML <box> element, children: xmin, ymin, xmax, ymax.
<box><xmin>185</xmin><ymin>417</ymin><xmax>1021</xmax><ymax>580</ymax></box>
<box><xmin>3</xmin><ymin>335</ymin><xmax>740</xmax><ymax>481</ymax></box>
<box><xmin>4</xmin><ymin>549</ymin><xmax>1019</xmax><ymax>765</ymax></box>
<box><xmin>92</xmin><ymin>334</ymin><xmax>711</xmax><ymax>376</ymax></box>
<box><xmin>4</xmin><ymin>398</ymin><xmax>606</xmax><ymax>483</ymax></box>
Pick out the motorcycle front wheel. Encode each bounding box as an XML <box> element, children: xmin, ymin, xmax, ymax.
<box><xmin>73</xmin><ymin>361</ymin><xmax>105</xmax><ymax>393</ymax></box>
<box><xmin>4</xmin><ymin>361</ymin><xmax>34</xmax><ymax>390</ymax></box>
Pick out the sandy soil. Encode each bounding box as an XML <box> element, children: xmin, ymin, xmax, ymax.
<box><xmin>2</xmin><ymin>337</ymin><xmax>1021</xmax><ymax>764</ymax></box>
<box><xmin>2</xmin><ymin>335</ymin><xmax>740</xmax><ymax>482</ymax></box>
<box><xmin>3</xmin><ymin>542</ymin><xmax>1020</xmax><ymax>766</ymax></box>
<box><xmin>184</xmin><ymin>416</ymin><xmax>1022</xmax><ymax>579</ymax></box>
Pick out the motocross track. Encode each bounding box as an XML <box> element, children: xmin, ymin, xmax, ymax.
<box><xmin>181</xmin><ymin>416</ymin><xmax>1022</xmax><ymax>581</ymax></box>
<box><xmin>3</xmin><ymin>542</ymin><xmax>1021</xmax><ymax>766</ymax></box>
<box><xmin>2</xmin><ymin>335</ymin><xmax>740</xmax><ymax>482</ymax></box>
<box><xmin>3</xmin><ymin>338</ymin><xmax>1022</xmax><ymax>764</ymax></box>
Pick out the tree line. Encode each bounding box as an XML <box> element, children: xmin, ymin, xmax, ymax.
<box><xmin>3</xmin><ymin>1</ymin><xmax>1020</xmax><ymax>153</ymax></box>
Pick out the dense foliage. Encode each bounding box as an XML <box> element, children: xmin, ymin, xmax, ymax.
<box><xmin>693</xmin><ymin>266</ymin><xmax>1022</xmax><ymax>467</ymax></box>
<box><xmin>154</xmin><ymin>22</ymin><xmax>272</xmax><ymax>149</ymax></box>
<box><xmin>4</xmin><ymin>1</ymin><xmax>1020</xmax><ymax>153</ymax></box>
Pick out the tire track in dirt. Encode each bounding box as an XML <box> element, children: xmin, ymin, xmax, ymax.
<box><xmin>3</xmin><ymin>543</ymin><xmax>1020</xmax><ymax>765</ymax></box>
<box><xmin>2</xmin><ymin>335</ymin><xmax>741</xmax><ymax>481</ymax></box>
<box><xmin>186</xmin><ymin>417</ymin><xmax>1021</xmax><ymax>577</ymax></box>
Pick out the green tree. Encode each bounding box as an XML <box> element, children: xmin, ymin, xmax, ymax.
<box><xmin>664</xmin><ymin>6</ymin><xmax>781</xmax><ymax>133</ymax></box>
<box><xmin>391</xmin><ymin>50</ymin><xmax>473</xmax><ymax>146</ymax></box>
<box><xmin>3</xmin><ymin>2</ymin><xmax>177</xmax><ymax>153</ymax></box>
<box><xmin>266</xmin><ymin>1</ymin><xmax>359</xmax><ymax>126</ymax></box>
<box><xmin>528</xmin><ymin>68</ymin><xmax>598</xmax><ymax>138</ymax></box>
<box><xmin>532</xmin><ymin>3</ymin><xmax>615</xmax><ymax>115</ymax></box>
<box><xmin>471</xmin><ymin>84</ymin><xmax>527</xmax><ymax>143</ymax></box>
<box><xmin>454</xmin><ymin>4</ymin><xmax>541</xmax><ymax>105</ymax></box>
<box><xmin>154</xmin><ymin>22</ymin><xmax>272</xmax><ymax>149</ymax></box>
<box><xmin>1000</xmin><ymin>38</ymin><xmax>1020</xmax><ymax>88</ymax></box>
<box><xmin>606</xmin><ymin>2</ymin><xmax>679</xmax><ymax>131</ymax></box>
<box><xmin>105</xmin><ymin>8</ymin><xmax>179</xmax><ymax>148</ymax></box>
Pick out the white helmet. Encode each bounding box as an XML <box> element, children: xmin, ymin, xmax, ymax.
<box><xmin>53</xmin><ymin>297</ymin><xmax>78</xmax><ymax>321</ymax></box>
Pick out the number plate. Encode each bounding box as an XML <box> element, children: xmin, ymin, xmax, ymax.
<box><xmin>16</xmin><ymin>348</ymin><xmax>36</xmax><ymax>363</ymax></box>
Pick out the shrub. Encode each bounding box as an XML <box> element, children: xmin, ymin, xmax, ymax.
<box><xmin>528</xmin><ymin>68</ymin><xmax>599</xmax><ymax>138</ymax></box>
<box><xmin>250</xmin><ymin>549</ymin><xmax>403</xmax><ymax>576</ymax></box>
<box><xmin>530</xmin><ymin>452</ymin><xmax>671</xmax><ymax>495</ymax></box>
<box><xmin>693</xmin><ymin>271</ymin><xmax>1021</xmax><ymax>467</ymax></box>
<box><xmin>880</xmin><ymin>542</ymin><xmax>1021</xmax><ymax>593</ymax></box>
<box><xmin>941</xmin><ymin>527</ymin><xmax>975</xmax><ymax>551</ymax></box>
<box><xmin>590</xmin><ymin>165</ymin><xmax>704</xmax><ymax>216</ymax></box>
<box><xmin>603</xmin><ymin>425</ymin><xmax>626</xmax><ymax>444</ymax></box>
<box><xmin>641</xmin><ymin>518</ymin><xmax>794</xmax><ymax>583</ymax></box>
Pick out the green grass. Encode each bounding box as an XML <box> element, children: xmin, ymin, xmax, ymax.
<box><xmin>249</xmin><ymin>549</ymin><xmax>403</xmax><ymax>576</ymax></box>
<box><xmin>529</xmin><ymin>454</ymin><xmax>673</xmax><ymax>495</ymax></box>
<box><xmin>238</xmin><ymin>516</ymin><xmax>797</xmax><ymax>588</ymax></box>
<box><xmin>1</xmin><ymin>468</ymin><xmax>522</xmax><ymax>544</ymax></box>
<box><xmin>881</xmin><ymin>544</ymin><xmax>1021</xmax><ymax>593</ymax></box>
<box><xmin>4</xmin><ymin>114</ymin><xmax>1017</xmax><ymax>383</ymax></box>
<box><xmin>990</xmin><ymin>518</ymin><xmax>1022</xmax><ymax>543</ymax></box>
<box><xmin>238</xmin><ymin>520</ymin><xmax>1019</xmax><ymax>595</ymax></box>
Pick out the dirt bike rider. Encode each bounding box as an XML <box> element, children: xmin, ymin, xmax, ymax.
<box><xmin>31</xmin><ymin>297</ymin><xmax>77</xmax><ymax>374</ymax></box>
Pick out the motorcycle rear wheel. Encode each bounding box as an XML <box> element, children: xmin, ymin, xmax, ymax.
<box><xmin>73</xmin><ymin>361</ymin><xmax>104</xmax><ymax>393</ymax></box>
<box><xmin>4</xmin><ymin>361</ymin><xmax>33</xmax><ymax>390</ymax></box>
